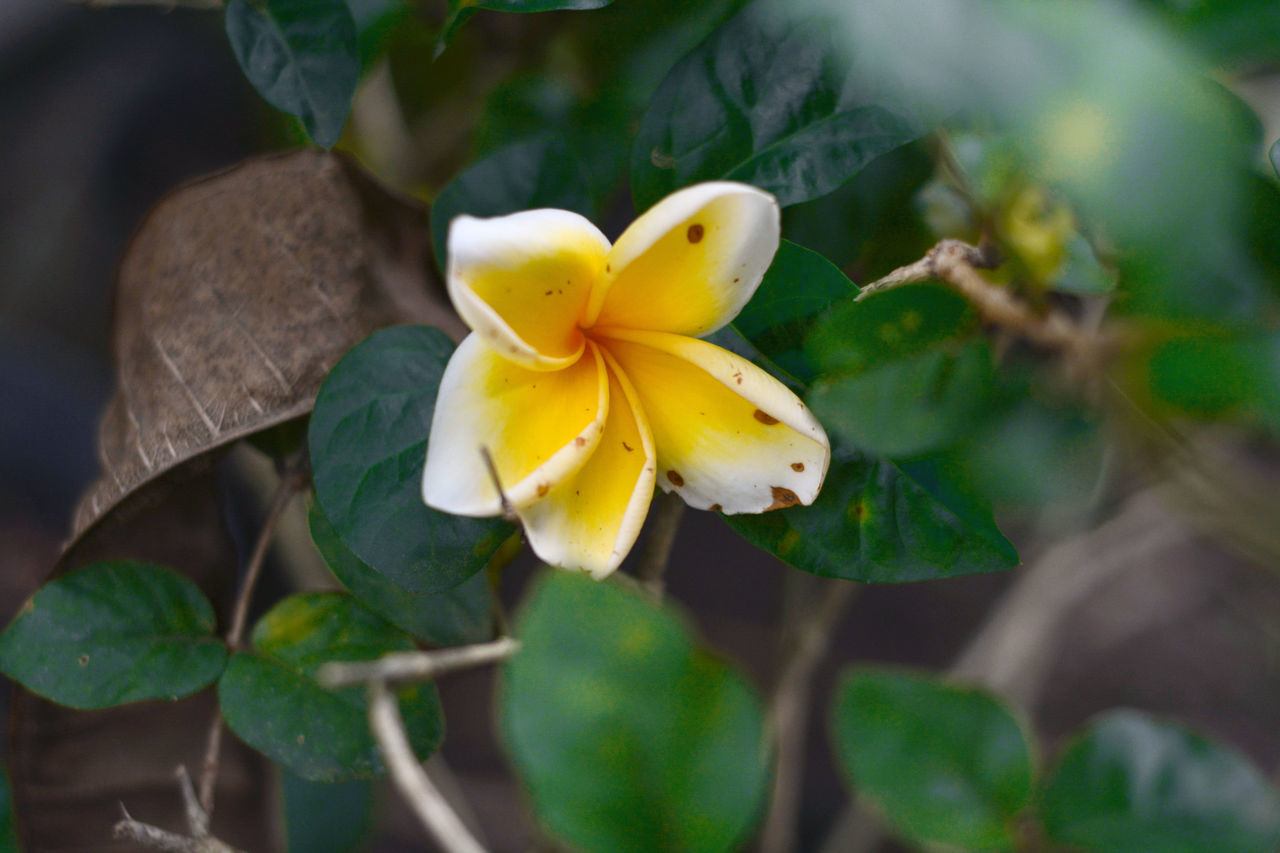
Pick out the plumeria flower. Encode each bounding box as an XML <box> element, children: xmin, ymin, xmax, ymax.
<box><xmin>422</xmin><ymin>182</ymin><xmax>830</xmax><ymax>578</ymax></box>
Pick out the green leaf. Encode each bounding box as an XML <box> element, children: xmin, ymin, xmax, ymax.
<box><xmin>1272</xmin><ymin>140</ymin><xmax>1280</xmax><ymax>181</ymax></box>
<box><xmin>832</xmin><ymin>668</ymin><xmax>1035</xmax><ymax>851</ymax></box>
<box><xmin>346</xmin><ymin>0</ymin><xmax>412</xmax><ymax>69</ymax></box>
<box><xmin>805</xmin><ymin>282</ymin><xmax>976</xmax><ymax>374</ymax></box>
<box><xmin>631</xmin><ymin>0</ymin><xmax>921</xmax><ymax>210</ymax></box>
<box><xmin>809</xmin><ymin>339</ymin><xmax>996</xmax><ymax>458</ymax></box>
<box><xmin>219</xmin><ymin>593</ymin><xmax>443</xmax><ymax>782</ymax></box>
<box><xmin>439</xmin><ymin>0</ymin><xmax>613</xmax><ymax>53</ymax></box>
<box><xmin>894</xmin><ymin>450</ymin><xmax>1020</xmax><ymax>567</ymax></box>
<box><xmin>958</xmin><ymin>397</ymin><xmax>1106</xmax><ymax>515</ymax></box>
<box><xmin>805</xmin><ymin>283</ymin><xmax>993</xmax><ymax>457</ymax></box>
<box><xmin>731</xmin><ymin>240</ymin><xmax>855</xmax><ymax>384</ymax></box>
<box><xmin>225</xmin><ymin>0</ymin><xmax>359</xmax><ymax>148</ymax></box>
<box><xmin>782</xmin><ymin>142</ymin><xmax>936</xmax><ymax>276</ymax></box>
<box><xmin>1042</xmin><ymin>710</ymin><xmax>1280</xmax><ymax>853</ymax></box>
<box><xmin>308</xmin><ymin>500</ymin><xmax>493</xmax><ymax>647</ymax></box>
<box><xmin>309</xmin><ymin>326</ymin><xmax>512</xmax><ymax>594</ymax></box>
<box><xmin>0</xmin><ymin>561</ymin><xmax>226</xmax><ymax>710</ymax></box>
<box><xmin>1148</xmin><ymin>332</ymin><xmax>1280</xmax><ymax>428</ymax></box>
<box><xmin>501</xmin><ymin>572</ymin><xmax>768</xmax><ymax>853</ymax></box>
<box><xmin>724</xmin><ymin>435</ymin><xmax>1017</xmax><ymax>582</ymax></box>
<box><xmin>431</xmin><ymin>135</ymin><xmax>596</xmax><ymax>277</ymax></box>
<box><xmin>282</xmin><ymin>768</ymin><xmax>375</xmax><ymax>853</ymax></box>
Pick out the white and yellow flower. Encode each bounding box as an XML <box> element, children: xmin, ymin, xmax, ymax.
<box><xmin>422</xmin><ymin>182</ymin><xmax>830</xmax><ymax>578</ymax></box>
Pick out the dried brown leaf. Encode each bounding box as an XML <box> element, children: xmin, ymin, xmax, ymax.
<box><xmin>69</xmin><ymin>148</ymin><xmax>463</xmax><ymax>545</ymax></box>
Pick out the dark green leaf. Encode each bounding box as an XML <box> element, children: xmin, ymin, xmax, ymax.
<box><xmin>724</xmin><ymin>435</ymin><xmax>1017</xmax><ymax>582</ymax></box>
<box><xmin>732</xmin><ymin>240</ymin><xmax>855</xmax><ymax>384</ymax></box>
<box><xmin>439</xmin><ymin>0</ymin><xmax>613</xmax><ymax>52</ymax></box>
<box><xmin>631</xmin><ymin>0</ymin><xmax>921</xmax><ymax>210</ymax></box>
<box><xmin>283</xmin><ymin>768</ymin><xmax>375</xmax><ymax>853</ymax></box>
<box><xmin>0</xmin><ymin>561</ymin><xmax>226</xmax><ymax>710</ymax></box>
<box><xmin>501</xmin><ymin>572</ymin><xmax>768</xmax><ymax>853</ymax></box>
<box><xmin>782</xmin><ymin>141</ymin><xmax>936</xmax><ymax>276</ymax></box>
<box><xmin>309</xmin><ymin>326</ymin><xmax>512</xmax><ymax>594</ymax></box>
<box><xmin>832</xmin><ymin>668</ymin><xmax>1035</xmax><ymax>851</ymax></box>
<box><xmin>805</xmin><ymin>283</ymin><xmax>992</xmax><ymax>457</ymax></box>
<box><xmin>219</xmin><ymin>593</ymin><xmax>443</xmax><ymax>782</ymax></box>
<box><xmin>225</xmin><ymin>0</ymin><xmax>359</xmax><ymax>147</ymax></box>
<box><xmin>805</xmin><ymin>282</ymin><xmax>976</xmax><ymax>374</ymax></box>
<box><xmin>431</xmin><ymin>136</ymin><xmax>596</xmax><ymax>277</ymax></box>
<box><xmin>1272</xmin><ymin>140</ymin><xmax>1280</xmax><ymax>181</ymax></box>
<box><xmin>894</xmin><ymin>451</ymin><xmax>1020</xmax><ymax>567</ymax></box>
<box><xmin>808</xmin><ymin>338</ymin><xmax>996</xmax><ymax>457</ymax></box>
<box><xmin>1042</xmin><ymin>710</ymin><xmax>1280</xmax><ymax>853</ymax></box>
<box><xmin>309</xmin><ymin>500</ymin><xmax>493</xmax><ymax>647</ymax></box>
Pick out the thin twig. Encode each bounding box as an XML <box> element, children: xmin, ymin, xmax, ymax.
<box><xmin>760</xmin><ymin>577</ymin><xmax>858</xmax><ymax>853</ymax></box>
<box><xmin>113</xmin><ymin>769</ymin><xmax>244</xmax><ymax>853</ymax></box>
<box><xmin>854</xmin><ymin>238</ymin><xmax>998</xmax><ymax>301</ymax></box>
<box><xmin>854</xmin><ymin>238</ymin><xmax>1121</xmax><ymax>374</ymax></box>
<box><xmin>319</xmin><ymin>637</ymin><xmax>521</xmax><ymax>688</ymax></box>
<box><xmin>199</xmin><ymin>453</ymin><xmax>309</xmax><ymax>815</ymax></box>
<box><xmin>225</xmin><ymin>455</ymin><xmax>309</xmax><ymax>649</ymax></box>
<box><xmin>634</xmin><ymin>492</ymin><xmax>686</xmax><ymax>598</ymax></box>
<box><xmin>175</xmin><ymin>766</ymin><xmax>208</xmax><ymax>839</ymax></box>
<box><xmin>480</xmin><ymin>445</ymin><xmax>519</xmax><ymax>524</ymax></box>
<box><xmin>368</xmin><ymin>680</ymin><xmax>490</xmax><ymax>853</ymax></box>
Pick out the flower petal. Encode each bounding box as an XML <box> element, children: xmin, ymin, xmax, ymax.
<box><xmin>519</xmin><ymin>353</ymin><xmax>657</xmax><ymax>578</ymax></box>
<box><xmin>423</xmin><ymin>334</ymin><xmax>607</xmax><ymax>516</ymax></box>
<box><xmin>598</xmin><ymin>329</ymin><xmax>828</xmax><ymax>514</ymax></box>
<box><xmin>448</xmin><ymin>210</ymin><xmax>611</xmax><ymax>370</ymax></box>
<box><xmin>585</xmin><ymin>182</ymin><xmax>780</xmax><ymax>336</ymax></box>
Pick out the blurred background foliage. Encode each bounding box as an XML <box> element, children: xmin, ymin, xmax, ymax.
<box><xmin>4</xmin><ymin>0</ymin><xmax>1280</xmax><ymax>850</ymax></box>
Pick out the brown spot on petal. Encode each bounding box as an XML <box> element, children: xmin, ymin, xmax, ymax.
<box><xmin>791</xmin><ymin>462</ymin><xmax>805</xmax><ymax>472</ymax></box>
<box><xmin>606</xmin><ymin>263</ymin><xmax>612</xmax><ymax>273</ymax></box>
<box><xmin>708</xmin><ymin>504</ymin><xmax>722</xmax><ymax>513</ymax></box>
<box><xmin>622</xmin><ymin>441</ymin><xmax>633</xmax><ymax>452</ymax></box>
<box><xmin>767</xmin><ymin>486</ymin><xmax>799</xmax><ymax>510</ymax></box>
<box><xmin>574</xmin><ymin>436</ymin><xmax>586</xmax><ymax>447</ymax></box>
<box><xmin>666</xmin><ymin>470</ymin><xmax>684</xmax><ymax>487</ymax></box>
<box><xmin>687</xmin><ymin>223</ymin><xmax>704</xmax><ymax>243</ymax></box>
<box><xmin>754</xmin><ymin>409</ymin><xmax>779</xmax><ymax>425</ymax></box>
<box><xmin>544</xmin><ymin>290</ymin><xmax>553</xmax><ymax>296</ymax></box>
<box><xmin>537</xmin><ymin>483</ymin><xmax>550</xmax><ymax>498</ymax></box>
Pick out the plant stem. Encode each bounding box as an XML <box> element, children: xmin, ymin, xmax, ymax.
<box><xmin>368</xmin><ymin>681</ymin><xmax>490</xmax><ymax>853</ymax></box>
<box><xmin>198</xmin><ymin>453</ymin><xmax>308</xmax><ymax>815</ymax></box>
<box><xmin>760</xmin><ymin>576</ymin><xmax>858</xmax><ymax>853</ymax></box>
<box><xmin>319</xmin><ymin>637</ymin><xmax>521</xmax><ymax>688</ymax></box>
<box><xmin>854</xmin><ymin>238</ymin><xmax>1121</xmax><ymax>375</ymax></box>
<box><xmin>113</xmin><ymin>767</ymin><xmax>243</xmax><ymax>852</ymax></box>
<box><xmin>634</xmin><ymin>492</ymin><xmax>686</xmax><ymax>599</ymax></box>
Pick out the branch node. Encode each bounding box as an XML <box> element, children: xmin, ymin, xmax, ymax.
<box><xmin>318</xmin><ymin>637</ymin><xmax>521</xmax><ymax>689</ymax></box>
